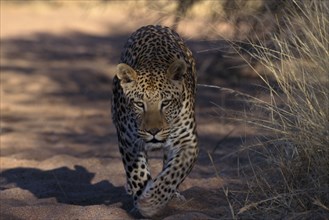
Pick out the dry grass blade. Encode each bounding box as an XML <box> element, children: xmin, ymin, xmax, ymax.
<box><xmin>210</xmin><ymin>0</ymin><xmax>329</xmax><ymax>218</ymax></box>
<box><xmin>313</xmin><ymin>198</ymin><xmax>329</xmax><ymax>212</ymax></box>
<box><xmin>207</xmin><ymin>152</ymin><xmax>236</xmax><ymax>220</ymax></box>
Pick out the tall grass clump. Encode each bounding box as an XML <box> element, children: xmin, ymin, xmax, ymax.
<box><xmin>232</xmin><ymin>0</ymin><xmax>329</xmax><ymax>218</ymax></box>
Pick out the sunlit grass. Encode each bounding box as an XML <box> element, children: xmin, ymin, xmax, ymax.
<box><xmin>229</xmin><ymin>0</ymin><xmax>329</xmax><ymax>218</ymax></box>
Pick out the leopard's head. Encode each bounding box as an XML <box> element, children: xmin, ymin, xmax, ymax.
<box><xmin>116</xmin><ymin>59</ymin><xmax>186</xmax><ymax>150</ymax></box>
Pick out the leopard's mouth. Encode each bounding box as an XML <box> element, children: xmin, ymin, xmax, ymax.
<box><xmin>146</xmin><ymin>138</ymin><xmax>165</xmax><ymax>144</ymax></box>
<box><xmin>144</xmin><ymin>138</ymin><xmax>166</xmax><ymax>151</ymax></box>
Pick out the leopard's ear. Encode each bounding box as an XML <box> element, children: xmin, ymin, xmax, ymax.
<box><xmin>116</xmin><ymin>63</ymin><xmax>137</xmax><ymax>83</ymax></box>
<box><xmin>167</xmin><ymin>59</ymin><xmax>186</xmax><ymax>81</ymax></box>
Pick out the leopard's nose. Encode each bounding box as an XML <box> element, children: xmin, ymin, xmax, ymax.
<box><xmin>147</xmin><ymin>128</ymin><xmax>161</xmax><ymax>136</ymax></box>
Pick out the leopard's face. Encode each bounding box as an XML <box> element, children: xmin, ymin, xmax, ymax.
<box><xmin>117</xmin><ymin>59</ymin><xmax>186</xmax><ymax>150</ymax></box>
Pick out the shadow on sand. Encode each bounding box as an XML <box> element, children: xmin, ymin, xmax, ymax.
<box><xmin>0</xmin><ymin>165</ymin><xmax>130</xmax><ymax>208</ymax></box>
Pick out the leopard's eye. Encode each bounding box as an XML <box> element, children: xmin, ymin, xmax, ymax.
<box><xmin>161</xmin><ymin>100</ymin><xmax>171</xmax><ymax>108</ymax></box>
<box><xmin>134</xmin><ymin>101</ymin><xmax>144</xmax><ymax>109</ymax></box>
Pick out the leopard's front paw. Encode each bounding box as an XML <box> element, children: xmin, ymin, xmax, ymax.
<box><xmin>136</xmin><ymin>193</ymin><xmax>158</xmax><ymax>217</ymax></box>
<box><xmin>124</xmin><ymin>182</ymin><xmax>132</xmax><ymax>195</ymax></box>
<box><xmin>173</xmin><ymin>190</ymin><xmax>186</xmax><ymax>201</ymax></box>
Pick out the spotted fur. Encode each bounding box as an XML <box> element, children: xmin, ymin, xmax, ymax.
<box><xmin>111</xmin><ymin>25</ymin><xmax>198</xmax><ymax>217</ymax></box>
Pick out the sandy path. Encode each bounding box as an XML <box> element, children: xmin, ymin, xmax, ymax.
<box><xmin>1</xmin><ymin>2</ymin><xmax>259</xmax><ymax>219</ymax></box>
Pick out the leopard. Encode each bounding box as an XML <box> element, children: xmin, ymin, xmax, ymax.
<box><xmin>111</xmin><ymin>25</ymin><xmax>198</xmax><ymax>217</ymax></box>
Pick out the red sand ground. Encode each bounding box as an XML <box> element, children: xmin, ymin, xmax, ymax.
<box><xmin>1</xmin><ymin>2</ymin><xmax>260</xmax><ymax>219</ymax></box>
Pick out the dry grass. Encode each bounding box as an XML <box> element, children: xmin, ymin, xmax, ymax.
<box><xmin>226</xmin><ymin>0</ymin><xmax>329</xmax><ymax>218</ymax></box>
